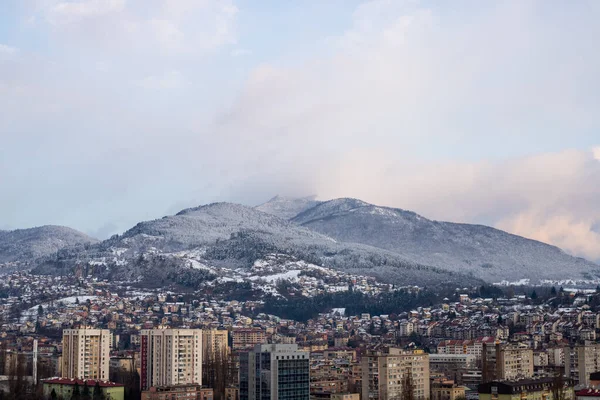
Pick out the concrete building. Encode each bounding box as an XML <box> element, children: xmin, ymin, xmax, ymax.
<box><xmin>141</xmin><ymin>385</ymin><xmax>213</xmax><ymax>400</ymax></box>
<box><xmin>232</xmin><ymin>329</ymin><xmax>266</xmax><ymax>351</ymax></box>
<box><xmin>62</xmin><ymin>328</ymin><xmax>111</xmax><ymax>380</ymax></box>
<box><xmin>496</xmin><ymin>343</ymin><xmax>534</xmax><ymax>381</ymax></box>
<box><xmin>42</xmin><ymin>378</ymin><xmax>124</xmax><ymax>400</ymax></box>
<box><xmin>429</xmin><ymin>354</ymin><xmax>477</xmax><ymax>385</ymax></box>
<box><xmin>140</xmin><ymin>329</ymin><xmax>203</xmax><ymax>391</ymax></box>
<box><xmin>240</xmin><ymin>344</ymin><xmax>310</xmax><ymax>400</ymax></box>
<box><xmin>479</xmin><ymin>377</ymin><xmax>575</xmax><ymax>400</ymax></box>
<box><xmin>431</xmin><ymin>380</ymin><xmax>466</xmax><ymax>400</ymax></box>
<box><xmin>361</xmin><ymin>348</ymin><xmax>430</xmax><ymax>400</ymax></box>
<box><xmin>567</xmin><ymin>344</ymin><xmax>600</xmax><ymax>386</ymax></box>
<box><xmin>202</xmin><ymin>329</ymin><xmax>229</xmax><ymax>358</ymax></box>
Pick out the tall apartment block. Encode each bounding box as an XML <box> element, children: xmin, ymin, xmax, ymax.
<box><xmin>566</xmin><ymin>343</ymin><xmax>600</xmax><ymax>386</ymax></box>
<box><xmin>203</xmin><ymin>329</ymin><xmax>229</xmax><ymax>359</ymax></box>
<box><xmin>240</xmin><ymin>344</ymin><xmax>310</xmax><ymax>400</ymax></box>
<box><xmin>361</xmin><ymin>348</ymin><xmax>430</xmax><ymax>400</ymax></box>
<box><xmin>140</xmin><ymin>329</ymin><xmax>203</xmax><ymax>391</ymax></box>
<box><xmin>495</xmin><ymin>343</ymin><xmax>534</xmax><ymax>381</ymax></box>
<box><xmin>62</xmin><ymin>328</ymin><xmax>111</xmax><ymax>380</ymax></box>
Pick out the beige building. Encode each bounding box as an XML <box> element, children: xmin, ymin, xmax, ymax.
<box><xmin>361</xmin><ymin>348</ymin><xmax>430</xmax><ymax>400</ymax></box>
<box><xmin>62</xmin><ymin>328</ymin><xmax>111</xmax><ymax>380</ymax></box>
<box><xmin>202</xmin><ymin>329</ymin><xmax>229</xmax><ymax>359</ymax></box>
<box><xmin>566</xmin><ymin>344</ymin><xmax>600</xmax><ymax>386</ymax></box>
<box><xmin>140</xmin><ymin>329</ymin><xmax>203</xmax><ymax>391</ymax></box>
<box><xmin>496</xmin><ymin>343</ymin><xmax>534</xmax><ymax>381</ymax></box>
<box><xmin>331</xmin><ymin>394</ymin><xmax>360</xmax><ymax>400</ymax></box>
<box><xmin>141</xmin><ymin>385</ymin><xmax>213</xmax><ymax>400</ymax></box>
<box><xmin>431</xmin><ymin>380</ymin><xmax>466</xmax><ymax>400</ymax></box>
<box><xmin>231</xmin><ymin>328</ymin><xmax>266</xmax><ymax>351</ymax></box>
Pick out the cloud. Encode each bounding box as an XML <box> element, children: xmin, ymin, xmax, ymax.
<box><xmin>230</xmin><ymin>48</ymin><xmax>251</xmax><ymax>57</ymax></box>
<box><xmin>48</xmin><ymin>0</ymin><xmax>125</xmax><ymax>25</ymax></box>
<box><xmin>594</xmin><ymin>146</ymin><xmax>600</xmax><ymax>161</ymax></box>
<box><xmin>136</xmin><ymin>70</ymin><xmax>187</xmax><ymax>89</ymax></box>
<box><xmin>0</xmin><ymin>44</ymin><xmax>18</xmax><ymax>59</ymax></box>
<box><xmin>1</xmin><ymin>0</ymin><xmax>600</xmax><ymax>262</ymax></box>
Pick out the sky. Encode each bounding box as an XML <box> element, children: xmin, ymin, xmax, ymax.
<box><xmin>0</xmin><ymin>0</ymin><xmax>599</xmax><ymax>261</ymax></box>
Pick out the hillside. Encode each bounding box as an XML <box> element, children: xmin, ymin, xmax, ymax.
<box><xmin>30</xmin><ymin>203</ymin><xmax>481</xmax><ymax>288</ymax></box>
<box><xmin>0</xmin><ymin>226</ymin><xmax>98</xmax><ymax>264</ymax></box>
<box><xmin>291</xmin><ymin>198</ymin><xmax>600</xmax><ymax>282</ymax></box>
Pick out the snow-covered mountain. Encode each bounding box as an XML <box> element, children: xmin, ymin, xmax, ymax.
<box><xmin>0</xmin><ymin>226</ymin><xmax>98</xmax><ymax>264</ymax></box>
<box><xmin>30</xmin><ymin>203</ymin><xmax>480</xmax><ymax>288</ymax></box>
<box><xmin>290</xmin><ymin>198</ymin><xmax>600</xmax><ymax>282</ymax></box>
<box><xmin>255</xmin><ymin>195</ymin><xmax>321</xmax><ymax>220</ymax></box>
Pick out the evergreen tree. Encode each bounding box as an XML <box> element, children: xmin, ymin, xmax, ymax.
<box><xmin>50</xmin><ymin>388</ymin><xmax>58</xmax><ymax>400</ymax></box>
<box><xmin>93</xmin><ymin>382</ymin><xmax>105</xmax><ymax>400</ymax></box>
<box><xmin>71</xmin><ymin>382</ymin><xmax>81</xmax><ymax>400</ymax></box>
<box><xmin>551</xmin><ymin>286</ymin><xmax>557</xmax><ymax>296</ymax></box>
<box><xmin>531</xmin><ymin>290</ymin><xmax>538</xmax><ymax>300</ymax></box>
<box><xmin>37</xmin><ymin>305</ymin><xmax>44</xmax><ymax>316</ymax></box>
<box><xmin>82</xmin><ymin>382</ymin><xmax>91</xmax><ymax>400</ymax></box>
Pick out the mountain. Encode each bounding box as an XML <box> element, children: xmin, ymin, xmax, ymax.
<box><xmin>292</xmin><ymin>198</ymin><xmax>600</xmax><ymax>282</ymax></box>
<box><xmin>0</xmin><ymin>226</ymin><xmax>98</xmax><ymax>264</ymax></box>
<box><xmin>30</xmin><ymin>203</ymin><xmax>481</xmax><ymax>288</ymax></box>
<box><xmin>255</xmin><ymin>195</ymin><xmax>321</xmax><ymax>220</ymax></box>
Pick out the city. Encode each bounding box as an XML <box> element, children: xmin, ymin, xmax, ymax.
<box><xmin>1</xmin><ymin>270</ymin><xmax>600</xmax><ymax>400</ymax></box>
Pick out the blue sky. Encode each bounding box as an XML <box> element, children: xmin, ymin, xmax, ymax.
<box><xmin>0</xmin><ymin>0</ymin><xmax>599</xmax><ymax>261</ymax></box>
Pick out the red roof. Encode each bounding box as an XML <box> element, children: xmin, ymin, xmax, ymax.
<box><xmin>576</xmin><ymin>389</ymin><xmax>600</xmax><ymax>397</ymax></box>
<box><xmin>42</xmin><ymin>378</ymin><xmax>124</xmax><ymax>388</ymax></box>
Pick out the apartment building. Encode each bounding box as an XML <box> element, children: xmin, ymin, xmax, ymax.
<box><xmin>232</xmin><ymin>328</ymin><xmax>266</xmax><ymax>351</ymax></box>
<box><xmin>140</xmin><ymin>329</ymin><xmax>203</xmax><ymax>391</ymax></box>
<box><xmin>361</xmin><ymin>348</ymin><xmax>430</xmax><ymax>400</ymax></box>
<box><xmin>566</xmin><ymin>344</ymin><xmax>600</xmax><ymax>386</ymax></box>
<box><xmin>240</xmin><ymin>344</ymin><xmax>310</xmax><ymax>400</ymax></box>
<box><xmin>496</xmin><ymin>343</ymin><xmax>534</xmax><ymax>381</ymax></box>
<box><xmin>202</xmin><ymin>329</ymin><xmax>229</xmax><ymax>359</ymax></box>
<box><xmin>62</xmin><ymin>328</ymin><xmax>111</xmax><ymax>380</ymax></box>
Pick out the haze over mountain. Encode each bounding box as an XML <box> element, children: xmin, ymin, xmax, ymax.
<box><xmin>255</xmin><ymin>195</ymin><xmax>322</xmax><ymax>220</ymax></box>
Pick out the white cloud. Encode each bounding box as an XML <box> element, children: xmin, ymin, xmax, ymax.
<box><xmin>230</xmin><ymin>48</ymin><xmax>251</xmax><ymax>57</ymax></box>
<box><xmin>135</xmin><ymin>70</ymin><xmax>187</xmax><ymax>90</ymax></box>
<box><xmin>0</xmin><ymin>44</ymin><xmax>18</xmax><ymax>57</ymax></box>
<box><xmin>48</xmin><ymin>0</ymin><xmax>125</xmax><ymax>25</ymax></box>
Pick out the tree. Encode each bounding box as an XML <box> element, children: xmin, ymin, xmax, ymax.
<box><xmin>93</xmin><ymin>382</ymin><xmax>105</xmax><ymax>400</ymax></box>
<box><xmin>38</xmin><ymin>305</ymin><xmax>44</xmax><ymax>316</ymax></box>
<box><xmin>50</xmin><ymin>388</ymin><xmax>58</xmax><ymax>400</ymax></box>
<box><xmin>71</xmin><ymin>382</ymin><xmax>81</xmax><ymax>400</ymax></box>
<box><xmin>401</xmin><ymin>368</ymin><xmax>415</xmax><ymax>400</ymax></box>
<box><xmin>551</xmin><ymin>373</ymin><xmax>568</xmax><ymax>400</ymax></box>
<box><xmin>551</xmin><ymin>286</ymin><xmax>557</xmax><ymax>296</ymax></box>
<box><xmin>82</xmin><ymin>382</ymin><xmax>91</xmax><ymax>400</ymax></box>
<box><xmin>531</xmin><ymin>290</ymin><xmax>538</xmax><ymax>300</ymax></box>
<box><xmin>75</xmin><ymin>297</ymin><xmax>79</xmax><ymax>305</ymax></box>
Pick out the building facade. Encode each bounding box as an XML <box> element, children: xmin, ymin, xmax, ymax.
<box><xmin>140</xmin><ymin>329</ymin><xmax>203</xmax><ymax>391</ymax></box>
<box><xmin>62</xmin><ymin>328</ymin><xmax>111</xmax><ymax>380</ymax></box>
<box><xmin>361</xmin><ymin>348</ymin><xmax>430</xmax><ymax>400</ymax></box>
<box><xmin>240</xmin><ymin>344</ymin><xmax>310</xmax><ymax>400</ymax></box>
<box><xmin>42</xmin><ymin>378</ymin><xmax>124</xmax><ymax>400</ymax></box>
<box><xmin>141</xmin><ymin>385</ymin><xmax>214</xmax><ymax>400</ymax></box>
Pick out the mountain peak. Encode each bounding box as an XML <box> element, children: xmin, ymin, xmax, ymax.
<box><xmin>255</xmin><ymin>195</ymin><xmax>321</xmax><ymax>220</ymax></box>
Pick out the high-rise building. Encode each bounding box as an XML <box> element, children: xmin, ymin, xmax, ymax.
<box><xmin>240</xmin><ymin>344</ymin><xmax>310</xmax><ymax>400</ymax></box>
<box><xmin>361</xmin><ymin>348</ymin><xmax>430</xmax><ymax>400</ymax></box>
<box><xmin>62</xmin><ymin>328</ymin><xmax>111</xmax><ymax>380</ymax></box>
<box><xmin>203</xmin><ymin>329</ymin><xmax>229</xmax><ymax>359</ymax></box>
<box><xmin>566</xmin><ymin>343</ymin><xmax>600</xmax><ymax>386</ymax></box>
<box><xmin>140</xmin><ymin>329</ymin><xmax>203</xmax><ymax>391</ymax></box>
<box><xmin>495</xmin><ymin>343</ymin><xmax>534</xmax><ymax>381</ymax></box>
